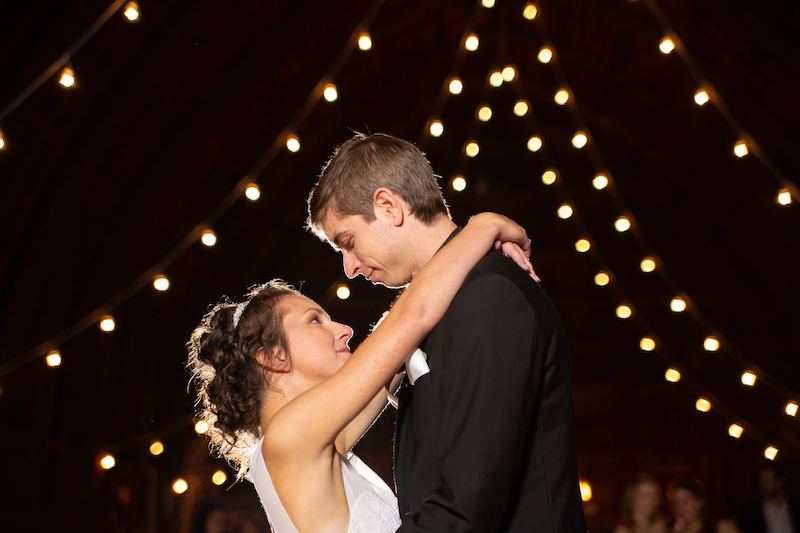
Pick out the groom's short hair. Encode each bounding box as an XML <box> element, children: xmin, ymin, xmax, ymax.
<box><xmin>306</xmin><ymin>132</ymin><xmax>449</xmax><ymax>239</ymax></box>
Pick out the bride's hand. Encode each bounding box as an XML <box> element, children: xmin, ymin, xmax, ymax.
<box><xmin>468</xmin><ymin>213</ymin><xmax>540</xmax><ymax>282</ymax></box>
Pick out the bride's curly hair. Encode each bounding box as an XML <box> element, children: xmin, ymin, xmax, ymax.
<box><xmin>186</xmin><ymin>280</ymin><xmax>301</xmax><ymax>479</ymax></box>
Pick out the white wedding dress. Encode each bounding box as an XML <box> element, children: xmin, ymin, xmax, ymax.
<box><xmin>248</xmin><ymin>437</ymin><xmax>401</xmax><ymax>533</ymax></box>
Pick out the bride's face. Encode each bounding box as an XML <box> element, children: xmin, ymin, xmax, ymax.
<box><xmin>280</xmin><ymin>295</ymin><xmax>354</xmax><ymax>386</ymax></box>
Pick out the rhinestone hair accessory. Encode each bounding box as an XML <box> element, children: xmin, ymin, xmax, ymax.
<box><xmin>232</xmin><ymin>300</ymin><xmax>250</xmax><ymax>329</ymax></box>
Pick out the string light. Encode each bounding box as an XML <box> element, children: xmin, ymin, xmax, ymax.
<box><xmin>149</xmin><ymin>441</ymin><xmax>164</xmax><ymax>455</ymax></box>
<box><xmin>527</xmin><ymin>136</ymin><xmax>542</xmax><ymax>152</ymax></box>
<box><xmin>173</xmin><ymin>479</ymin><xmax>189</xmax><ymax>494</ymax></box>
<box><xmin>212</xmin><ymin>470</ymin><xmax>228</xmax><ymax>485</ymax></box>
<box><xmin>616</xmin><ymin>305</ymin><xmax>632</xmax><ymax>319</ymax></box>
<box><xmin>245</xmin><ymin>183</ymin><xmax>261</xmax><ymax>201</ymax></box>
<box><xmin>733</xmin><ymin>140</ymin><xmax>748</xmax><ymax>157</ymax></box>
<box><xmin>541</xmin><ymin>170</ymin><xmax>557</xmax><ymax>185</ymax></box>
<box><xmin>665</xmin><ymin>368</ymin><xmax>681</xmax><ymax>382</ymax></box>
<box><xmin>100</xmin><ymin>315</ymin><xmax>116</xmax><ymax>332</ymax></box>
<box><xmin>482</xmin><ymin>0</ymin><xmax>495</xmax><ymax>8</ymax></box>
<box><xmin>429</xmin><ymin>120</ymin><xmax>444</xmax><ymax>137</ymax></box>
<box><xmin>614</xmin><ymin>216</ymin><xmax>631</xmax><ymax>232</ymax></box>
<box><xmin>554</xmin><ymin>89</ymin><xmax>569</xmax><ymax>105</ymax></box>
<box><xmin>465</xmin><ymin>34</ymin><xmax>479</xmax><ymax>51</ymax></box>
<box><xmin>659</xmin><ymin>37</ymin><xmax>675</xmax><ymax>54</ymax></box>
<box><xmin>777</xmin><ymin>188</ymin><xmax>791</xmax><ymax>205</ymax></box>
<box><xmin>579</xmin><ymin>480</ymin><xmax>592</xmax><ymax>502</ymax></box>
<box><xmin>572</xmin><ymin>132</ymin><xmax>588</xmax><ymax>148</ymax></box>
<box><xmin>575</xmin><ymin>239</ymin><xmax>591</xmax><ymax>253</ymax></box>
<box><xmin>449</xmin><ymin>78</ymin><xmax>463</xmax><ymax>95</ymax></box>
<box><xmin>194</xmin><ymin>420</ymin><xmax>209</xmax><ymax>434</ymax></box>
<box><xmin>286</xmin><ymin>134</ymin><xmax>301</xmax><ymax>152</ymax></box>
<box><xmin>728</xmin><ymin>424</ymin><xmax>743</xmax><ymax>439</ymax></box>
<box><xmin>323</xmin><ymin>83</ymin><xmax>338</xmax><ymax>102</ymax></box>
<box><xmin>695</xmin><ymin>398</ymin><xmax>711</xmax><ymax>412</ymax></box>
<box><xmin>703</xmin><ymin>336</ymin><xmax>720</xmax><ymax>351</ymax></box>
<box><xmin>46</xmin><ymin>350</ymin><xmax>62</xmax><ymax>367</ymax></box>
<box><xmin>465</xmin><ymin>142</ymin><xmax>480</xmax><ymax>157</ymax></box>
<box><xmin>478</xmin><ymin>106</ymin><xmax>493</xmax><ymax>121</ymax></box>
<box><xmin>123</xmin><ymin>2</ymin><xmax>140</xmax><ymax>21</ymax></box>
<box><xmin>786</xmin><ymin>402</ymin><xmax>798</xmax><ymax>417</ymax></box>
<box><xmin>100</xmin><ymin>454</ymin><xmax>116</xmax><ymax>470</ymax></box>
<box><xmin>153</xmin><ymin>275</ymin><xmax>170</xmax><ymax>292</ymax></box>
<box><xmin>640</xmin><ymin>257</ymin><xmax>656</xmax><ymax>272</ymax></box>
<box><xmin>640</xmin><ymin>337</ymin><xmax>656</xmax><ymax>351</ymax></box>
<box><xmin>764</xmin><ymin>447</ymin><xmax>778</xmax><ymax>461</ymax></box>
<box><xmin>523</xmin><ymin>4</ymin><xmax>538</xmax><ymax>20</ymax></box>
<box><xmin>670</xmin><ymin>297</ymin><xmax>687</xmax><ymax>313</ymax></box>
<box><xmin>59</xmin><ymin>66</ymin><xmax>76</xmax><ymax>88</ymax></box>
<box><xmin>336</xmin><ymin>285</ymin><xmax>350</xmax><ymax>300</ymax></box>
<box><xmin>594</xmin><ymin>272</ymin><xmax>610</xmax><ymax>286</ymax></box>
<box><xmin>358</xmin><ymin>32</ymin><xmax>372</xmax><ymax>50</ymax></box>
<box><xmin>592</xmin><ymin>174</ymin><xmax>608</xmax><ymax>189</ymax></box>
<box><xmin>514</xmin><ymin>100</ymin><xmax>529</xmax><ymax>116</ymax></box>
<box><xmin>201</xmin><ymin>229</ymin><xmax>217</xmax><ymax>247</ymax></box>
<box><xmin>489</xmin><ymin>71</ymin><xmax>504</xmax><ymax>87</ymax></box>
<box><xmin>502</xmin><ymin>66</ymin><xmax>516</xmax><ymax>82</ymax></box>
<box><xmin>0</xmin><ymin>127</ymin><xmax>5</xmax><ymax>150</ymax></box>
<box><xmin>741</xmin><ymin>371</ymin><xmax>757</xmax><ymax>387</ymax></box>
<box><xmin>557</xmin><ymin>204</ymin><xmax>573</xmax><ymax>219</ymax></box>
<box><xmin>694</xmin><ymin>89</ymin><xmax>709</xmax><ymax>106</ymax></box>
<box><xmin>538</xmin><ymin>47</ymin><xmax>553</xmax><ymax>63</ymax></box>
<box><xmin>451</xmin><ymin>175</ymin><xmax>467</xmax><ymax>192</ymax></box>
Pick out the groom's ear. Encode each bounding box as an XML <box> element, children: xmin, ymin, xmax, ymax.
<box><xmin>373</xmin><ymin>188</ymin><xmax>405</xmax><ymax>227</ymax></box>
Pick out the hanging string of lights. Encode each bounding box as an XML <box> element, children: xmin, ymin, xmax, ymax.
<box><xmin>642</xmin><ymin>0</ymin><xmax>798</xmax><ymax>205</ymax></box>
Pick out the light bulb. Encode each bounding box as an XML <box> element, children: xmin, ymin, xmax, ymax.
<box><xmin>594</xmin><ymin>272</ymin><xmax>610</xmax><ymax>286</ymax></box>
<box><xmin>593</xmin><ymin>174</ymin><xmax>608</xmax><ymax>189</ymax></box>
<box><xmin>172</xmin><ymin>479</ymin><xmax>188</xmax><ymax>494</ymax></box>
<box><xmin>557</xmin><ymin>204</ymin><xmax>573</xmax><ymax>219</ymax></box>
<box><xmin>554</xmin><ymin>90</ymin><xmax>569</xmax><ymax>105</ymax></box>
<box><xmin>523</xmin><ymin>4</ymin><xmax>538</xmax><ymax>20</ymax></box>
<box><xmin>785</xmin><ymin>402</ymin><xmax>798</xmax><ymax>417</ymax></box>
<box><xmin>538</xmin><ymin>47</ymin><xmax>553</xmax><ymax>63</ymax></box>
<box><xmin>100</xmin><ymin>315</ymin><xmax>116</xmax><ymax>332</ymax></box>
<box><xmin>694</xmin><ymin>89</ymin><xmax>709</xmax><ymax>105</ymax></box>
<box><xmin>734</xmin><ymin>140</ymin><xmax>748</xmax><ymax>157</ymax></box>
<box><xmin>212</xmin><ymin>470</ymin><xmax>227</xmax><ymax>485</ymax></box>
<box><xmin>482</xmin><ymin>0</ymin><xmax>495</xmax><ymax>8</ymax></box>
<box><xmin>201</xmin><ymin>230</ymin><xmax>217</xmax><ymax>247</ymax></box>
<box><xmin>323</xmin><ymin>83</ymin><xmax>338</xmax><ymax>102</ymax></box>
<box><xmin>615</xmin><ymin>216</ymin><xmax>631</xmax><ymax>232</ymax></box>
<box><xmin>541</xmin><ymin>170</ymin><xmax>556</xmax><ymax>185</ymax></box>
<box><xmin>451</xmin><ymin>176</ymin><xmax>467</xmax><ymax>192</ymax></box>
<box><xmin>777</xmin><ymin>188</ymin><xmax>791</xmax><ymax>205</ymax></box>
<box><xmin>665</xmin><ymin>368</ymin><xmax>681</xmax><ymax>382</ymax></box>
<box><xmin>46</xmin><ymin>350</ymin><xmax>62</xmax><ymax>367</ymax></box>
<box><xmin>465</xmin><ymin>142</ymin><xmax>479</xmax><ymax>157</ymax></box>
<box><xmin>286</xmin><ymin>135</ymin><xmax>301</xmax><ymax>152</ymax></box>
<box><xmin>465</xmin><ymin>34</ymin><xmax>479</xmax><ymax>51</ymax></box>
<box><xmin>703</xmin><ymin>336</ymin><xmax>719</xmax><ymax>351</ymax></box>
<box><xmin>153</xmin><ymin>275</ymin><xmax>170</xmax><ymax>292</ymax></box>
<box><xmin>478</xmin><ymin>106</ymin><xmax>492</xmax><ymax>121</ymax></box>
<box><xmin>575</xmin><ymin>239</ymin><xmax>590</xmax><ymax>253</ymax></box>
<box><xmin>640</xmin><ymin>337</ymin><xmax>656</xmax><ymax>351</ymax></box>
<box><xmin>579</xmin><ymin>480</ymin><xmax>592</xmax><ymax>502</ymax></box>
<box><xmin>489</xmin><ymin>72</ymin><xmax>504</xmax><ymax>87</ymax></box>
<box><xmin>514</xmin><ymin>100</ymin><xmax>529</xmax><ymax>116</ymax></box>
<box><xmin>430</xmin><ymin>120</ymin><xmax>444</xmax><ymax>137</ymax></box>
<box><xmin>670</xmin><ymin>297</ymin><xmax>686</xmax><ymax>312</ymax></box>
<box><xmin>123</xmin><ymin>1</ymin><xmax>140</xmax><ymax>21</ymax></box>
<box><xmin>194</xmin><ymin>420</ymin><xmax>209</xmax><ymax>434</ymax></box>
<box><xmin>728</xmin><ymin>424</ymin><xmax>743</xmax><ymax>438</ymax></box>
<box><xmin>572</xmin><ymin>132</ymin><xmax>587</xmax><ymax>148</ymax></box>
<box><xmin>616</xmin><ymin>305</ymin><xmax>632</xmax><ymax>319</ymax></box>
<box><xmin>0</xmin><ymin>129</ymin><xmax>5</xmax><ymax>150</ymax></box>
<box><xmin>100</xmin><ymin>454</ymin><xmax>116</xmax><ymax>470</ymax></box>
<box><xmin>358</xmin><ymin>32</ymin><xmax>372</xmax><ymax>50</ymax></box>
<box><xmin>150</xmin><ymin>441</ymin><xmax>164</xmax><ymax>455</ymax></box>
<box><xmin>741</xmin><ymin>371</ymin><xmax>756</xmax><ymax>386</ymax></box>
<box><xmin>59</xmin><ymin>67</ymin><xmax>76</xmax><ymax>88</ymax></box>
<box><xmin>527</xmin><ymin>136</ymin><xmax>542</xmax><ymax>152</ymax></box>
<box><xmin>659</xmin><ymin>37</ymin><xmax>675</xmax><ymax>54</ymax></box>
<box><xmin>640</xmin><ymin>257</ymin><xmax>656</xmax><ymax>272</ymax></box>
<box><xmin>449</xmin><ymin>78</ymin><xmax>463</xmax><ymax>95</ymax></box>
<box><xmin>502</xmin><ymin>66</ymin><xmax>516</xmax><ymax>82</ymax></box>
<box><xmin>336</xmin><ymin>285</ymin><xmax>350</xmax><ymax>300</ymax></box>
<box><xmin>245</xmin><ymin>183</ymin><xmax>260</xmax><ymax>201</ymax></box>
<box><xmin>764</xmin><ymin>447</ymin><xmax>778</xmax><ymax>461</ymax></box>
<box><xmin>696</xmin><ymin>398</ymin><xmax>711</xmax><ymax>412</ymax></box>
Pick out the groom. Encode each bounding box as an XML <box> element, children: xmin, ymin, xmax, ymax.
<box><xmin>307</xmin><ymin>132</ymin><xmax>587</xmax><ymax>532</ymax></box>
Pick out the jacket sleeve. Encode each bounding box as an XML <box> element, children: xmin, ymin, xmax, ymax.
<box><xmin>397</xmin><ymin>272</ymin><xmax>544</xmax><ymax>533</ymax></box>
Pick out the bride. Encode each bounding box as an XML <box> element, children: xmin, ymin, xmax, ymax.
<box><xmin>187</xmin><ymin>213</ymin><xmax>536</xmax><ymax>533</ymax></box>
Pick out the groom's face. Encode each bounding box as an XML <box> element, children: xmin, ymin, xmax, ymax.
<box><xmin>321</xmin><ymin>209</ymin><xmax>412</xmax><ymax>288</ymax></box>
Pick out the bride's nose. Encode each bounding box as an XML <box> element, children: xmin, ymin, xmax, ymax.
<box><xmin>336</xmin><ymin>323</ymin><xmax>354</xmax><ymax>343</ymax></box>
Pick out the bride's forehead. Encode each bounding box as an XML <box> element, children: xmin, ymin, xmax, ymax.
<box><xmin>281</xmin><ymin>294</ymin><xmax>321</xmax><ymax>314</ymax></box>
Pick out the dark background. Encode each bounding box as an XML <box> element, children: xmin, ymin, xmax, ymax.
<box><xmin>1</xmin><ymin>0</ymin><xmax>798</xmax><ymax>531</ymax></box>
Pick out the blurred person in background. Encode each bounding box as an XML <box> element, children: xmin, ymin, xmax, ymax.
<box><xmin>738</xmin><ymin>464</ymin><xmax>800</xmax><ymax>533</ymax></box>
<box><xmin>667</xmin><ymin>479</ymin><xmax>740</xmax><ymax>533</ymax></box>
<box><xmin>614</xmin><ymin>473</ymin><xmax>665</xmax><ymax>533</ymax></box>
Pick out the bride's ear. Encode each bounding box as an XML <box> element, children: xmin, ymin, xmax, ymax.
<box><xmin>256</xmin><ymin>346</ymin><xmax>290</xmax><ymax>374</ymax></box>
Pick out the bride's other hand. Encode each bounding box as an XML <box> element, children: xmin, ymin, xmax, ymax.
<box><xmin>498</xmin><ymin>241</ymin><xmax>540</xmax><ymax>282</ymax></box>
<box><xmin>467</xmin><ymin>213</ymin><xmax>539</xmax><ymax>282</ymax></box>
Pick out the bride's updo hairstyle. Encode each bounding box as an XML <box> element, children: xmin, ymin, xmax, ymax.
<box><xmin>187</xmin><ymin>280</ymin><xmax>301</xmax><ymax>478</ymax></box>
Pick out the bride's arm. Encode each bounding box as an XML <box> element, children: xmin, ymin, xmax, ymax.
<box><xmin>336</xmin><ymin>373</ymin><xmax>404</xmax><ymax>453</ymax></box>
<box><xmin>266</xmin><ymin>213</ymin><xmax>532</xmax><ymax>457</ymax></box>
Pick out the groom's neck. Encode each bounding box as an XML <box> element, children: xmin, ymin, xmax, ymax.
<box><xmin>406</xmin><ymin>215</ymin><xmax>458</xmax><ymax>279</ymax></box>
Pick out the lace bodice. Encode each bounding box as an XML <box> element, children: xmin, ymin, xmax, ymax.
<box><xmin>248</xmin><ymin>438</ymin><xmax>400</xmax><ymax>533</ymax></box>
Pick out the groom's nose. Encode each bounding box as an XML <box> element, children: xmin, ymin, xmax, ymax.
<box><xmin>342</xmin><ymin>252</ymin><xmax>361</xmax><ymax>279</ymax></box>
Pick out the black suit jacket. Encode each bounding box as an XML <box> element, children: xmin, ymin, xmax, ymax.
<box><xmin>394</xmin><ymin>231</ymin><xmax>587</xmax><ymax>532</ymax></box>
<box><xmin>738</xmin><ymin>497</ymin><xmax>800</xmax><ymax>533</ymax></box>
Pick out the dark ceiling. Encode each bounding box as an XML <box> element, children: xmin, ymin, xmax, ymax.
<box><xmin>1</xmin><ymin>0</ymin><xmax>799</xmax><ymax>531</ymax></box>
